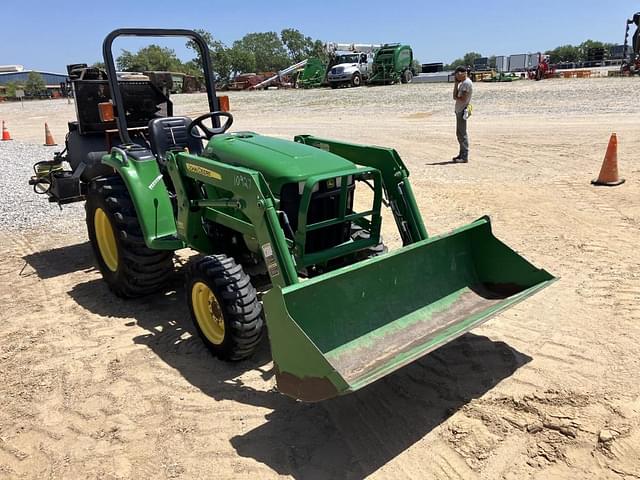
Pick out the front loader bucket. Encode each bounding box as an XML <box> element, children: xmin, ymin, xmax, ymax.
<box><xmin>263</xmin><ymin>217</ymin><xmax>555</xmax><ymax>402</ymax></box>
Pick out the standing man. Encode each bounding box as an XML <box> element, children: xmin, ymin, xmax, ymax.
<box><xmin>452</xmin><ymin>66</ymin><xmax>473</xmax><ymax>163</ymax></box>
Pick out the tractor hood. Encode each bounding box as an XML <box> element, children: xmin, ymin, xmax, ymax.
<box><xmin>203</xmin><ymin>132</ymin><xmax>356</xmax><ymax>192</ymax></box>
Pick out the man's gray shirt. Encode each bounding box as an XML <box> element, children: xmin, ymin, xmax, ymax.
<box><xmin>455</xmin><ymin>78</ymin><xmax>473</xmax><ymax>113</ymax></box>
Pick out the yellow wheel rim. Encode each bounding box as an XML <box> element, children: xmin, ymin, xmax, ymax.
<box><xmin>94</xmin><ymin>207</ymin><xmax>119</xmax><ymax>272</ymax></box>
<box><xmin>192</xmin><ymin>281</ymin><xmax>225</xmax><ymax>345</ymax></box>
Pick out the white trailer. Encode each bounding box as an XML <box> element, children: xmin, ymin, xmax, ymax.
<box><xmin>509</xmin><ymin>54</ymin><xmax>528</xmax><ymax>72</ymax></box>
<box><xmin>495</xmin><ymin>56</ymin><xmax>509</xmax><ymax>72</ymax></box>
<box><xmin>527</xmin><ymin>53</ymin><xmax>540</xmax><ymax>69</ymax></box>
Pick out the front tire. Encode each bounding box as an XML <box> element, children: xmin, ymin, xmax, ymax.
<box><xmin>86</xmin><ymin>176</ymin><xmax>174</xmax><ymax>298</ymax></box>
<box><xmin>351</xmin><ymin>72</ymin><xmax>362</xmax><ymax>87</ymax></box>
<box><xmin>187</xmin><ymin>255</ymin><xmax>264</xmax><ymax>361</ymax></box>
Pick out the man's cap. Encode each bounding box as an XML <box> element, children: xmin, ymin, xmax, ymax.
<box><xmin>455</xmin><ymin>66</ymin><xmax>467</xmax><ymax>73</ymax></box>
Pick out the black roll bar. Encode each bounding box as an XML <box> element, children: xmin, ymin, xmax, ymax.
<box><xmin>102</xmin><ymin>28</ymin><xmax>219</xmax><ymax>145</ymax></box>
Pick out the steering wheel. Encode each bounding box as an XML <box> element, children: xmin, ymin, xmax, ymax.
<box><xmin>188</xmin><ymin>111</ymin><xmax>234</xmax><ymax>140</ymax></box>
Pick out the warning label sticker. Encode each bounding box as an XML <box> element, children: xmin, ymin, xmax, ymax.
<box><xmin>261</xmin><ymin>243</ymin><xmax>280</xmax><ymax>278</ymax></box>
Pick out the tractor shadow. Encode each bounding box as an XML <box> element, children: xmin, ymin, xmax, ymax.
<box><xmin>230</xmin><ymin>337</ymin><xmax>531</xmax><ymax>479</ymax></box>
<box><xmin>26</xmin><ymin>242</ymin><xmax>532</xmax><ymax>479</ymax></box>
<box><xmin>22</xmin><ymin>241</ymin><xmax>94</xmax><ymax>279</ymax></box>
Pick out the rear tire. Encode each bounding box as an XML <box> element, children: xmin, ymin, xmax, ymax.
<box><xmin>187</xmin><ymin>255</ymin><xmax>264</xmax><ymax>361</ymax></box>
<box><xmin>85</xmin><ymin>176</ymin><xmax>174</xmax><ymax>298</ymax></box>
<box><xmin>401</xmin><ymin>69</ymin><xmax>413</xmax><ymax>84</ymax></box>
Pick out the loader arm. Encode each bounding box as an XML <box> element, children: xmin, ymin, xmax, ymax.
<box><xmin>165</xmin><ymin>151</ymin><xmax>299</xmax><ymax>288</ymax></box>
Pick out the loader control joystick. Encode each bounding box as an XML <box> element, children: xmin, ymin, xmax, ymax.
<box><xmin>188</xmin><ymin>111</ymin><xmax>234</xmax><ymax>139</ymax></box>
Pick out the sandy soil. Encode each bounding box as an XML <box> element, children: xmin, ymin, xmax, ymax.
<box><xmin>1</xmin><ymin>78</ymin><xmax>640</xmax><ymax>479</ymax></box>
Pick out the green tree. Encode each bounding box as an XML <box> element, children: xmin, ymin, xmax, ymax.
<box><xmin>578</xmin><ymin>40</ymin><xmax>614</xmax><ymax>61</ymax></box>
<box><xmin>445</xmin><ymin>52</ymin><xmax>482</xmax><ymax>70</ymax></box>
<box><xmin>185</xmin><ymin>29</ymin><xmax>233</xmax><ymax>81</ymax></box>
<box><xmin>181</xmin><ymin>59</ymin><xmax>205</xmax><ymax>77</ymax></box>
<box><xmin>116</xmin><ymin>45</ymin><xmax>183</xmax><ymax>72</ymax></box>
<box><xmin>25</xmin><ymin>71</ymin><xmax>46</xmax><ymax>96</ymax></box>
<box><xmin>233</xmin><ymin>32</ymin><xmax>289</xmax><ymax>72</ymax></box>
<box><xmin>5</xmin><ymin>81</ymin><xmax>24</xmax><ymax>98</ymax></box>
<box><xmin>309</xmin><ymin>40</ymin><xmax>329</xmax><ymax>61</ymax></box>
<box><xmin>228</xmin><ymin>45</ymin><xmax>256</xmax><ymax>75</ymax></box>
<box><xmin>281</xmin><ymin>28</ymin><xmax>314</xmax><ymax>63</ymax></box>
<box><xmin>545</xmin><ymin>44</ymin><xmax>580</xmax><ymax>63</ymax></box>
<box><xmin>185</xmin><ymin>28</ymin><xmax>326</xmax><ymax>80</ymax></box>
<box><xmin>545</xmin><ymin>40</ymin><xmax>615</xmax><ymax>63</ymax></box>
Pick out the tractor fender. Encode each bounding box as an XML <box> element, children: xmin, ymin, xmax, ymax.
<box><xmin>102</xmin><ymin>149</ymin><xmax>182</xmax><ymax>250</ymax></box>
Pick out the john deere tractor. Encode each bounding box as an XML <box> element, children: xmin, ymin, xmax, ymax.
<box><xmin>30</xmin><ymin>29</ymin><xmax>555</xmax><ymax>402</ymax></box>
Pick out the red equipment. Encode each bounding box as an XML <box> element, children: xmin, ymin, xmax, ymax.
<box><xmin>528</xmin><ymin>53</ymin><xmax>556</xmax><ymax>81</ymax></box>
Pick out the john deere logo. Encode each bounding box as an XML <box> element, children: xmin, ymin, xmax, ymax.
<box><xmin>186</xmin><ymin>163</ymin><xmax>222</xmax><ymax>180</ymax></box>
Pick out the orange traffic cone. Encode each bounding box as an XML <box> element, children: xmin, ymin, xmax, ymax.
<box><xmin>592</xmin><ymin>133</ymin><xmax>625</xmax><ymax>186</ymax></box>
<box><xmin>1</xmin><ymin>121</ymin><xmax>12</xmax><ymax>141</ymax></box>
<box><xmin>43</xmin><ymin>122</ymin><xmax>57</xmax><ymax>146</ymax></box>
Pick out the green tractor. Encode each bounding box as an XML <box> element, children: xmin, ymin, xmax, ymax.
<box><xmin>30</xmin><ymin>29</ymin><xmax>555</xmax><ymax>402</ymax></box>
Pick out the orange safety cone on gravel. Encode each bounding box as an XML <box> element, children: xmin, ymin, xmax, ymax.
<box><xmin>592</xmin><ymin>133</ymin><xmax>625</xmax><ymax>187</ymax></box>
<box><xmin>43</xmin><ymin>122</ymin><xmax>57</xmax><ymax>146</ymax></box>
<box><xmin>1</xmin><ymin>121</ymin><xmax>12</xmax><ymax>141</ymax></box>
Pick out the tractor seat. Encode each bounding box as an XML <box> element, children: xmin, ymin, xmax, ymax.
<box><xmin>148</xmin><ymin>116</ymin><xmax>203</xmax><ymax>164</ymax></box>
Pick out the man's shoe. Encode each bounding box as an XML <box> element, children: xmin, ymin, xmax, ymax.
<box><xmin>452</xmin><ymin>155</ymin><xmax>461</xmax><ymax>162</ymax></box>
<box><xmin>452</xmin><ymin>156</ymin><xmax>468</xmax><ymax>163</ymax></box>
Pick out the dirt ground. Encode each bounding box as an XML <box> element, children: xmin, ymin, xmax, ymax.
<box><xmin>1</xmin><ymin>78</ymin><xmax>639</xmax><ymax>479</ymax></box>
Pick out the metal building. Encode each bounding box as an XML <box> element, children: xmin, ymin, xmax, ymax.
<box><xmin>0</xmin><ymin>69</ymin><xmax>69</xmax><ymax>97</ymax></box>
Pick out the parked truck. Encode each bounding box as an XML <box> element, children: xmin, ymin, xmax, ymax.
<box><xmin>325</xmin><ymin>43</ymin><xmax>381</xmax><ymax>88</ymax></box>
<box><xmin>327</xmin><ymin>51</ymin><xmax>373</xmax><ymax>88</ymax></box>
<box><xmin>368</xmin><ymin>44</ymin><xmax>414</xmax><ymax>85</ymax></box>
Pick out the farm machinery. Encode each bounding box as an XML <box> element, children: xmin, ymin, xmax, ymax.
<box><xmin>297</xmin><ymin>57</ymin><xmax>328</xmax><ymax>88</ymax></box>
<box><xmin>368</xmin><ymin>44</ymin><xmax>414</xmax><ymax>85</ymax></box>
<box><xmin>29</xmin><ymin>29</ymin><xmax>555</xmax><ymax>402</ymax></box>
<box><xmin>528</xmin><ymin>53</ymin><xmax>556</xmax><ymax>81</ymax></box>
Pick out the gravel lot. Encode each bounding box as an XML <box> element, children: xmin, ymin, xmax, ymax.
<box><xmin>0</xmin><ymin>141</ymin><xmax>84</xmax><ymax>232</ymax></box>
<box><xmin>1</xmin><ymin>78</ymin><xmax>640</xmax><ymax>479</ymax></box>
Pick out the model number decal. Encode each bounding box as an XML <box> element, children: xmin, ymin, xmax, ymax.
<box><xmin>148</xmin><ymin>174</ymin><xmax>163</xmax><ymax>190</ymax></box>
<box><xmin>234</xmin><ymin>175</ymin><xmax>251</xmax><ymax>190</ymax></box>
<box><xmin>186</xmin><ymin>162</ymin><xmax>222</xmax><ymax>180</ymax></box>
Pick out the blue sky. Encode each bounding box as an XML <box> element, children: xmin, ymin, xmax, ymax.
<box><xmin>1</xmin><ymin>0</ymin><xmax>634</xmax><ymax>73</ymax></box>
